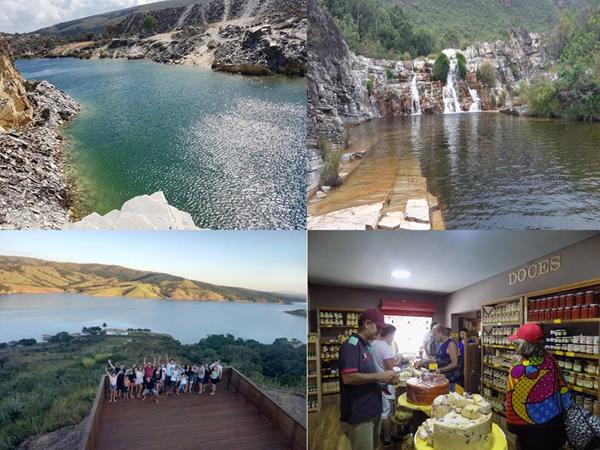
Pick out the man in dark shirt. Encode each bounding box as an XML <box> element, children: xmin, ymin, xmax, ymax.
<box><xmin>339</xmin><ymin>308</ymin><xmax>397</xmax><ymax>450</ymax></box>
<box><xmin>142</xmin><ymin>376</ymin><xmax>159</xmax><ymax>404</ymax></box>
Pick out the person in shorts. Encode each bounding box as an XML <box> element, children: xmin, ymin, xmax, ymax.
<box><xmin>142</xmin><ymin>376</ymin><xmax>159</xmax><ymax>404</ymax></box>
<box><xmin>339</xmin><ymin>309</ymin><xmax>398</xmax><ymax>450</ymax></box>
<box><xmin>209</xmin><ymin>360</ymin><xmax>223</xmax><ymax>396</ymax></box>
<box><xmin>105</xmin><ymin>368</ymin><xmax>118</xmax><ymax>403</ymax></box>
<box><xmin>372</xmin><ymin>324</ymin><xmax>402</xmax><ymax>446</ymax></box>
<box><xmin>165</xmin><ymin>356</ymin><xmax>176</xmax><ymax>396</ymax></box>
<box><xmin>197</xmin><ymin>362</ymin><xmax>206</xmax><ymax>394</ymax></box>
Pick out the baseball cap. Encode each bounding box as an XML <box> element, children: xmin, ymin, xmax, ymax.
<box><xmin>508</xmin><ymin>323</ymin><xmax>544</xmax><ymax>345</ymax></box>
<box><xmin>360</xmin><ymin>308</ymin><xmax>387</xmax><ymax>329</ymax></box>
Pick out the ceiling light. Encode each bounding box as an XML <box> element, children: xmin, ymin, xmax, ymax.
<box><xmin>392</xmin><ymin>269</ymin><xmax>411</xmax><ymax>279</ymax></box>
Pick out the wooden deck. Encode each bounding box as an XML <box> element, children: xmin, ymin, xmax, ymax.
<box><xmin>82</xmin><ymin>368</ymin><xmax>305</xmax><ymax>450</ymax></box>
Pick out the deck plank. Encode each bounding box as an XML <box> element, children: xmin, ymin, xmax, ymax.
<box><xmin>95</xmin><ymin>387</ymin><xmax>288</xmax><ymax>450</ymax></box>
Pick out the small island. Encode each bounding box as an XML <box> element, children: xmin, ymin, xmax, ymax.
<box><xmin>285</xmin><ymin>309</ymin><xmax>307</xmax><ymax>317</ymax></box>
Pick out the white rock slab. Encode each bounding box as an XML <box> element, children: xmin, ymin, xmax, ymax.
<box><xmin>378</xmin><ymin>212</ymin><xmax>405</xmax><ymax>230</ymax></box>
<box><xmin>308</xmin><ymin>203</ymin><xmax>383</xmax><ymax>230</ymax></box>
<box><xmin>405</xmin><ymin>198</ymin><xmax>430</xmax><ymax>224</ymax></box>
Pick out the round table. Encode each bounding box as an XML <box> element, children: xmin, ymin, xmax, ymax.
<box><xmin>414</xmin><ymin>423</ymin><xmax>508</xmax><ymax>450</ymax></box>
<box><xmin>397</xmin><ymin>392</ymin><xmax>432</xmax><ymax>415</ymax></box>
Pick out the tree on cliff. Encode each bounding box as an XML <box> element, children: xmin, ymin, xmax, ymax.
<box><xmin>477</xmin><ymin>62</ymin><xmax>496</xmax><ymax>86</ymax></box>
<box><xmin>433</xmin><ymin>53</ymin><xmax>450</xmax><ymax>82</ymax></box>
<box><xmin>142</xmin><ymin>15</ymin><xmax>158</xmax><ymax>34</ymax></box>
<box><xmin>456</xmin><ymin>52</ymin><xmax>467</xmax><ymax>79</ymax></box>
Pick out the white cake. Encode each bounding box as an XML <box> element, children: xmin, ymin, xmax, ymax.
<box><xmin>418</xmin><ymin>393</ymin><xmax>493</xmax><ymax>450</ymax></box>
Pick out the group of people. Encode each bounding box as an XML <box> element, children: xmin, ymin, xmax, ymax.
<box><xmin>104</xmin><ymin>355</ymin><xmax>223</xmax><ymax>404</ymax></box>
<box><xmin>337</xmin><ymin>308</ymin><xmax>600</xmax><ymax>450</ymax></box>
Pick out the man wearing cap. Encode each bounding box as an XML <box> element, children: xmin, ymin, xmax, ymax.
<box><xmin>505</xmin><ymin>323</ymin><xmax>572</xmax><ymax>450</ymax></box>
<box><xmin>339</xmin><ymin>308</ymin><xmax>398</xmax><ymax>450</ymax></box>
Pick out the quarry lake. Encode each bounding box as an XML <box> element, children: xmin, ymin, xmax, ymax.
<box><xmin>16</xmin><ymin>58</ymin><xmax>307</xmax><ymax>230</ymax></box>
<box><xmin>0</xmin><ymin>294</ymin><xmax>307</xmax><ymax>344</ymax></box>
<box><xmin>321</xmin><ymin>113</ymin><xmax>600</xmax><ymax>229</ymax></box>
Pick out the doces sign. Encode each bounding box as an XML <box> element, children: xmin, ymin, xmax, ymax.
<box><xmin>508</xmin><ymin>254</ymin><xmax>562</xmax><ymax>286</ymax></box>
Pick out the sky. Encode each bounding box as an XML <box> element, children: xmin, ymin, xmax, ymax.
<box><xmin>0</xmin><ymin>0</ymin><xmax>152</xmax><ymax>34</ymax></box>
<box><xmin>0</xmin><ymin>231</ymin><xmax>307</xmax><ymax>296</ymax></box>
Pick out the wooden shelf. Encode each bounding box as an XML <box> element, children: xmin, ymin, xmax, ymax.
<box><xmin>569</xmin><ymin>384</ymin><xmax>598</xmax><ymax>396</ymax></box>
<box><xmin>307</xmin><ymin>357</ymin><xmax>317</xmax><ymax>361</ymax></box>
<box><xmin>323</xmin><ymin>390</ymin><xmax>340</xmax><ymax>395</ymax></box>
<box><xmin>482</xmin><ymin>322</ymin><xmax>521</xmax><ymax>327</ymax></box>
<box><xmin>536</xmin><ymin>318</ymin><xmax>600</xmax><ymax>325</ymax></box>
<box><xmin>308</xmin><ymin>332</ymin><xmax>322</xmax><ymax>413</ymax></box>
<box><xmin>483</xmin><ymin>344</ymin><xmax>515</xmax><ymax>350</ymax></box>
<box><xmin>321</xmin><ymin>374</ymin><xmax>338</xmax><ymax>379</ymax></box>
<box><xmin>483</xmin><ymin>363</ymin><xmax>510</xmax><ymax>372</ymax></box>
<box><xmin>561</xmin><ymin>368</ymin><xmax>599</xmax><ymax>379</ymax></box>
<box><xmin>482</xmin><ymin>381</ymin><xmax>507</xmax><ymax>393</ymax></box>
<box><xmin>550</xmin><ymin>350</ymin><xmax>600</xmax><ymax>360</ymax></box>
<box><xmin>308</xmin><ymin>374</ymin><xmax>318</xmax><ymax>378</ymax></box>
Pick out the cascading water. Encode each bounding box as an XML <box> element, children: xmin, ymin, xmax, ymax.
<box><xmin>468</xmin><ymin>88</ymin><xmax>481</xmax><ymax>112</ymax></box>
<box><xmin>410</xmin><ymin>74</ymin><xmax>421</xmax><ymax>115</ymax></box>
<box><xmin>442</xmin><ymin>49</ymin><xmax>462</xmax><ymax>114</ymax></box>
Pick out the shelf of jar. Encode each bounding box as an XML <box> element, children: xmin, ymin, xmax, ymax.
<box><xmin>482</xmin><ymin>344</ymin><xmax>515</xmax><ymax>350</ymax></box>
<box><xmin>320</xmin><ymin>357</ymin><xmax>339</xmax><ymax>362</ymax></box>
<box><xmin>307</xmin><ymin>357</ymin><xmax>317</xmax><ymax>362</ymax></box>
<box><xmin>483</xmin><ymin>363</ymin><xmax>510</xmax><ymax>372</ymax></box>
<box><xmin>568</xmin><ymin>384</ymin><xmax>598</xmax><ymax>397</ymax></box>
<box><xmin>532</xmin><ymin>318</ymin><xmax>600</xmax><ymax>325</ymax></box>
<box><xmin>482</xmin><ymin>322</ymin><xmax>521</xmax><ymax>327</ymax></box>
<box><xmin>308</xmin><ymin>374</ymin><xmax>318</xmax><ymax>378</ymax></box>
<box><xmin>321</xmin><ymin>374</ymin><xmax>339</xmax><ymax>379</ymax></box>
<box><xmin>482</xmin><ymin>381</ymin><xmax>507</xmax><ymax>393</ymax></box>
<box><xmin>550</xmin><ymin>350</ymin><xmax>600</xmax><ymax>360</ymax></box>
<box><xmin>319</xmin><ymin>325</ymin><xmax>358</xmax><ymax>329</ymax></box>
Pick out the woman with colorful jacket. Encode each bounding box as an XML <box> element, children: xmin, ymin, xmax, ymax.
<box><xmin>506</xmin><ymin>323</ymin><xmax>572</xmax><ymax>450</ymax></box>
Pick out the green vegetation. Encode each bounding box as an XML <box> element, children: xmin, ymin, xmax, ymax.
<box><xmin>456</xmin><ymin>52</ymin><xmax>467</xmax><ymax>79</ymax></box>
<box><xmin>319</xmin><ymin>139</ymin><xmax>342</xmax><ymax>187</ymax></box>
<box><xmin>477</xmin><ymin>62</ymin><xmax>496</xmax><ymax>86</ymax></box>
<box><xmin>320</xmin><ymin>0</ymin><xmax>436</xmax><ymax>58</ymax></box>
<box><xmin>366</xmin><ymin>78</ymin><xmax>374</xmax><ymax>95</ymax></box>
<box><xmin>394</xmin><ymin>0</ymin><xmax>591</xmax><ymax>47</ymax></box>
<box><xmin>433</xmin><ymin>53</ymin><xmax>450</xmax><ymax>82</ymax></box>
<box><xmin>142</xmin><ymin>15</ymin><xmax>158</xmax><ymax>33</ymax></box>
<box><xmin>525</xmin><ymin>1</ymin><xmax>600</xmax><ymax>121</ymax></box>
<box><xmin>385</xmin><ymin>67</ymin><xmax>394</xmax><ymax>79</ymax></box>
<box><xmin>0</xmin><ymin>332</ymin><xmax>305</xmax><ymax>450</ymax></box>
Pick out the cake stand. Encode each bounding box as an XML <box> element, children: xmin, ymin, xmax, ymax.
<box><xmin>414</xmin><ymin>423</ymin><xmax>507</xmax><ymax>450</ymax></box>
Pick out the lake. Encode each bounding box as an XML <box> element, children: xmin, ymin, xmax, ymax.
<box><xmin>0</xmin><ymin>294</ymin><xmax>307</xmax><ymax>344</ymax></box>
<box><xmin>323</xmin><ymin>113</ymin><xmax>600</xmax><ymax>229</ymax></box>
<box><xmin>16</xmin><ymin>58</ymin><xmax>307</xmax><ymax>230</ymax></box>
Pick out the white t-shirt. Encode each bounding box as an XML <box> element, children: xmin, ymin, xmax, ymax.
<box><xmin>198</xmin><ymin>365</ymin><xmax>206</xmax><ymax>378</ymax></box>
<box><xmin>166</xmin><ymin>363</ymin><xmax>175</xmax><ymax>377</ymax></box>
<box><xmin>371</xmin><ymin>339</ymin><xmax>396</xmax><ymax>398</ymax></box>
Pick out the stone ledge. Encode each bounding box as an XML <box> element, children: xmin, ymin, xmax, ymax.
<box><xmin>65</xmin><ymin>192</ymin><xmax>199</xmax><ymax>230</ymax></box>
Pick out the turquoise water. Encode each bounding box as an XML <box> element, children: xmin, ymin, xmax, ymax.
<box><xmin>16</xmin><ymin>58</ymin><xmax>307</xmax><ymax>229</ymax></box>
<box><xmin>0</xmin><ymin>294</ymin><xmax>307</xmax><ymax>344</ymax></box>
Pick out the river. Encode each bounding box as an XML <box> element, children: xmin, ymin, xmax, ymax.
<box><xmin>16</xmin><ymin>58</ymin><xmax>307</xmax><ymax>229</ymax></box>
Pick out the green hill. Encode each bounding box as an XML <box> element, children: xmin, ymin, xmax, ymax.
<box><xmin>319</xmin><ymin>0</ymin><xmax>591</xmax><ymax>59</ymax></box>
<box><xmin>0</xmin><ymin>255</ymin><xmax>298</xmax><ymax>304</ymax></box>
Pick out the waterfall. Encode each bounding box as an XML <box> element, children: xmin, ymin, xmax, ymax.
<box><xmin>468</xmin><ymin>88</ymin><xmax>481</xmax><ymax>112</ymax></box>
<box><xmin>410</xmin><ymin>74</ymin><xmax>421</xmax><ymax>115</ymax></box>
<box><xmin>442</xmin><ymin>49</ymin><xmax>462</xmax><ymax>114</ymax></box>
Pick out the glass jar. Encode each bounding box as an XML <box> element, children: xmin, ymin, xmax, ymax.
<box><xmin>576</xmin><ymin>292</ymin><xmax>585</xmax><ymax>306</ymax></box>
<box><xmin>565</xmin><ymin>359</ymin><xmax>573</xmax><ymax>370</ymax></box>
<box><xmin>586</xmin><ymin>291</ymin><xmax>596</xmax><ymax>305</ymax></box>
<box><xmin>582</xmin><ymin>305</ymin><xmax>591</xmax><ymax>319</ymax></box>
<box><xmin>590</xmin><ymin>304</ymin><xmax>599</xmax><ymax>318</ymax></box>
<box><xmin>560</xmin><ymin>294</ymin><xmax>567</xmax><ymax>308</ymax></box>
<box><xmin>573</xmin><ymin>360</ymin><xmax>583</xmax><ymax>372</ymax></box>
<box><xmin>567</xmin><ymin>294</ymin><xmax>575</xmax><ymax>307</ymax></box>
<box><xmin>572</xmin><ymin>305</ymin><xmax>582</xmax><ymax>320</ymax></box>
<box><xmin>564</xmin><ymin>307</ymin><xmax>572</xmax><ymax>320</ymax></box>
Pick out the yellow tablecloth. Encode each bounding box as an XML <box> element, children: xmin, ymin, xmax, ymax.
<box><xmin>397</xmin><ymin>393</ymin><xmax>432</xmax><ymax>415</ymax></box>
<box><xmin>414</xmin><ymin>423</ymin><xmax>507</xmax><ymax>450</ymax></box>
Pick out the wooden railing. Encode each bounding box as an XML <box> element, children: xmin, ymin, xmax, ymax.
<box><xmin>225</xmin><ymin>367</ymin><xmax>306</xmax><ymax>450</ymax></box>
<box><xmin>79</xmin><ymin>374</ymin><xmax>107</xmax><ymax>450</ymax></box>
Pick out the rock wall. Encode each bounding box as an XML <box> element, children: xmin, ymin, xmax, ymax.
<box><xmin>0</xmin><ymin>36</ymin><xmax>32</xmax><ymax>130</ymax></box>
<box><xmin>306</xmin><ymin>0</ymin><xmax>379</xmax><ymax>193</ymax></box>
<box><xmin>0</xmin><ymin>80</ymin><xmax>79</xmax><ymax>229</ymax></box>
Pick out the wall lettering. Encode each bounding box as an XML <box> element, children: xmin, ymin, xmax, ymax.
<box><xmin>509</xmin><ymin>254</ymin><xmax>561</xmax><ymax>286</ymax></box>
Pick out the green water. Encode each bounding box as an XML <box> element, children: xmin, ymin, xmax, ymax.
<box><xmin>16</xmin><ymin>58</ymin><xmax>307</xmax><ymax>229</ymax></box>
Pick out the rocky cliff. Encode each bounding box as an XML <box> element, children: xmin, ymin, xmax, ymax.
<box><xmin>7</xmin><ymin>0</ymin><xmax>307</xmax><ymax>77</ymax></box>
<box><xmin>0</xmin><ymin>37</ymin><xmax>32</xmax><ymax>130</ymax></box>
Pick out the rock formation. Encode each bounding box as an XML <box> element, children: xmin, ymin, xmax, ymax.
<box><xmin>0</xmin><ymin>79</ymin><xmax>80</xmax><ymax>229</ymax></box>
<box><xmin>6</xmin><ymin>0</ymin><xmax>307</xmax><ymax>77</ymax></box>
<box><xmin>67</xmin><ymin>192</ymin><xmax>200</xmax><ymax>230</ymax></box>
<box><xmin>0</xmin><ymin>36</ymin><xmax>32</xmax><ymax>130</ymax></box>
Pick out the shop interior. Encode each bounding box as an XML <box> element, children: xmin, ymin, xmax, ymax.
<box><xmin>308</xmin><ymin>231</ymin><xmax>600</xmax><ymax>450</ymax></box>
